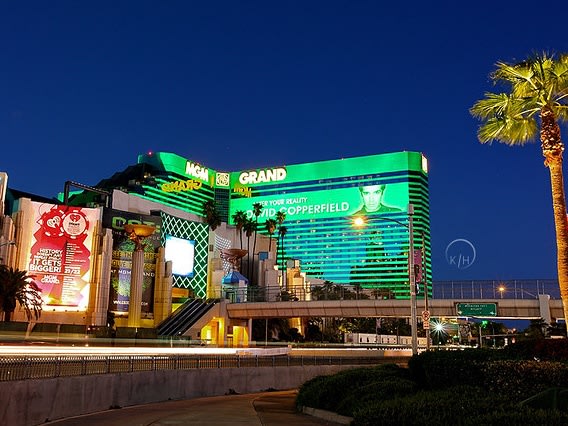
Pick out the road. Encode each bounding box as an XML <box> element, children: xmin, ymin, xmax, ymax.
<box><xmin>49</xmin><ymin>390</ymin><xmax>347</xmax><ymax>426</ymax></box>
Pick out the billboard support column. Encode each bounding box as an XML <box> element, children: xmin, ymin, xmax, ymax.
<box><xmin>128</xmin><ymin>249</ymin><xmax>144</xmax><ymax>328</ymax></box>
<box><xmin>87</xmin><ymin>228</ymin><xmax>113</xmax><ymax>327</ymax></box>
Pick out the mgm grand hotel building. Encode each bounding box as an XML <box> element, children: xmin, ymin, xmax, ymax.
<box><xmin>1</xmin><ymin>150</ymin><xmax>430</xmax><ymax>335</ymax></box>
<box><xmin>99</xmin><ymin>150</ymin><xmax>431</xmax><ymax>299</ymax></box>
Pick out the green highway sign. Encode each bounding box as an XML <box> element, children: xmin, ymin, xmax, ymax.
<box><xmin>456</xmin><ymin>303</ymin><xmax>497</xmax><ymax>317</ymax></box>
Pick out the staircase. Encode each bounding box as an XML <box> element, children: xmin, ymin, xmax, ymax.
<box><xmin>157</xmin><ymin>299</ymin><xmax>218</xmax><ymax>337</ymax></box>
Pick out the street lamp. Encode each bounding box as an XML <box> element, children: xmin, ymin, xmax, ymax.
<box><xmin>353</xmin><ymin>203</ymin><xmax>418</xmax><ymax>355</ymax></box>
<box><xmin>497</xmin><ymin>284</ymin><xmax>506</xmax><ymax>299</ymax></box>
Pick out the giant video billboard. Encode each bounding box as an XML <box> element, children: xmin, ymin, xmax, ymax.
<box><xmin>229</xmin><ymin>152</ymin><xmax>418</xmax><ymax>221</ymax></box>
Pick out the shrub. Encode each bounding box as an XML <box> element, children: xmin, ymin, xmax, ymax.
<box><xmin>481</xmin><ymin>360</ymin><xmax>568</xmax><ymax>399</ymax></box>
<box><xmin>408</xmin><ymin>349</ymin><xmax>500</xmax><ymax>389</ymax></box>
<box><xmin>352</xmin><ymin>385</ymin><xmax>502</xmax><ymax>426</ymax></box>
<box><xmin>335</xmin><ymin>376</ymin><xmax>417</xmax><ymax>416</ymax></box>
<box><xmin>296</xmin><ymin>364</ymin><xmax>407</xmax><ymax>411</ymax></box>
<box><xmin>502</xmin><ymin>339</ymin><xmax>568</xmax><ymax>361</ymax></box>
<box><xmin>465</xmin><ymin>406</ymin><xmax>568</xmax><ymax>425</ymax></box>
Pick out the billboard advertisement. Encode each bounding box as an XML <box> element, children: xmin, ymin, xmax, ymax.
<box><xmin>27</xmin><ymin>202</ymin><xmax>100</xmax><ymax>308</ymax></box>
<box><xmin>102</xmin><ymin>209</ymin><xmax>161</xmax><ymax>313</ymax></box>
<box><xmin>230</xmin><ymin>182</ymin><xmax>408</xmax><ymax>221</ymax></box>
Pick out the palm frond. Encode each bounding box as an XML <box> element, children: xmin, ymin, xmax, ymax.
<box><xmin>470</xmin><ymin>93</ymin><xmax>511</xmax><ymax>119</ymax></box>
<box><xmin>493</xmin><ymin>61</ymin><xmax>536</xmax><ymax>88</ymax></box>
<box><xmin>476</xmin><ymin>116</ymin><xmax>537</xmax><ymax>145</ymax></box>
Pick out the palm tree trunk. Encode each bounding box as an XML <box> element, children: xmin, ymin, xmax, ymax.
<box><xmin>541</xmin><ymin>106</ymin><xmax>568</xmax><ymax>331</ymax></box>
<box><xmin>546</xmin><ymin>159</ymin><xmax>568</xmax><ymax>327</ymax></box>
<box><xmin>251</xmin><ymin>224</ymin><xmax>258</xmax><ymax>284</ymax></box>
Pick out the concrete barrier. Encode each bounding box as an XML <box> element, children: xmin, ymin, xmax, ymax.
<box><xmin>0</xmin><ymin>364</ymin><xmax>362</xmax><ymax>425</ymax></box>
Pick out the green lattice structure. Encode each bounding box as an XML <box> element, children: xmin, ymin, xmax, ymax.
<box><xmin>159</xmin><ymin>211</ymin><xmax>209</xmax><ymax>298</ymax></box>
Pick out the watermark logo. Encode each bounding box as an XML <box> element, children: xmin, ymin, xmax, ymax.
<box><xmin>445</xmin><ymin>239</ymin><xmax>476</xmax><ymax>270</ymax></box>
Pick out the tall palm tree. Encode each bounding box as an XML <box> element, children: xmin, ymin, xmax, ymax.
<box><xmin>264</xmin><ymin>218</ymin><xmax>277</xmax><ymax>254</ymax></box>
<box><xmin>243</xmin><ymin>218</ymin><xmax>256</xmax><ymax>281</ymax></box>
<box><xmin>275</xmin><ymin>211</ymin><xmax>287</xmax><ymax>287</ymax></box>
<box><xmin>202</xmin><ymin>200</ymin><xmax>221</xmax><ymax>231</ymax></box>
<box><xmin>250</xmin><ymin>202</ymin><xmax>264</xmax><ymax>281</ymax></box>
<box><xmin>278</xmin><ymin>225</ymin><xmax>288</xmax><ymax>288</ymax></box>
<box><xmin>471</xmin><ymin>52</ymin><xmax>568</xmax><ymax>326</ymax></box>
<box><xmin>276</xmin><ymin>211</ymin><xmax>286</xmax><ymax>229</ymax></box>
<box><xmin>0</xmin><ymin>266</ymin><xmax>42</xmax><ymax>322</ymax></box>
<box><xmin>231</xmin><ymin>210</ymin><xmax>247</xmax><ymax>249</ymax></box>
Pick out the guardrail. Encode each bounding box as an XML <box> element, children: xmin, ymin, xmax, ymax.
<box><xmin>0</xmin><ymin>354</ymin><xmax>390</xmax><ymax>382</ymax></box>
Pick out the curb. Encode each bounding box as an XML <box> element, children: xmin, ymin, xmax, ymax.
<box><xmin>301</xmin><ymin>406</ymin><xmax>353</xmax><ymax>425</ymax></box>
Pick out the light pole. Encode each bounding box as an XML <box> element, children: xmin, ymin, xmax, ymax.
<box><xmin>407</xmin><ymin>204</ymin><xmax>418</xmax><ymax>355</ymax></box>
<box><xmin>353</xmin><ymin>203</ymin><xmax>418</xmax><ymax>355</ymax></box>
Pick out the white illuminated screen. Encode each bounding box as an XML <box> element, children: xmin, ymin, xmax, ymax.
<box><xmin>164</xmin><ymin>235</ymin><xmax>195</xmax><ymax>277</ymax></box>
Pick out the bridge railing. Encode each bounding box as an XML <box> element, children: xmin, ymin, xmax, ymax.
<box><xmin>212</xmin><ymin>279</ymin><xmax>560</xmax><ymax>303</ymax></box>
<box><xmin>432</xmin><ymin>279</ymin><xmax>560</xmax><ymax>300</ymax></box>
<box><xmin>0</xmin><ymin>354</ymin><xmax>387</xmax><ymax>382</ymax></box>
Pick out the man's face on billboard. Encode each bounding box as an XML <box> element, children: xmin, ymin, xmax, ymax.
<box><xmin>360</xmin><ymin>185</ymin><xmax>384</xmax><ymax>212</ymax></box>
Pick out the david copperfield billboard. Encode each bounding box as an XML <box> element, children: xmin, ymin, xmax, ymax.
<box><xmin>27</xmin><ymin>202</ymin><xmax>100</xmax><ymax>308</ymax></box>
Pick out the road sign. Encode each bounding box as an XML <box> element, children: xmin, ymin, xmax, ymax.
<box><xmin>421</xmin><ymin>310</ymin><xmax>430</xmax><ymax>329</ymax></box>
<box><xmin>456</xmin><ymin>303</ymin><xmax>497</xmax><ymax>317</ymax></box>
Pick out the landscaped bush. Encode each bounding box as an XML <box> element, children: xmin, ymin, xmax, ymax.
<box><xmin>502</xmin><ymin>338</ymin><xmax>568</xmax><ymax>361</ymax></box>
<box><xmin>296</xmin><ymin>364</ymin><xmax>407</xmax><ymax>412</ymax></box>
<box><xmin>408</xmin><ymin>349</ymin><xmax>502</xmax><ymax>389</ymax></box>
<box><xmin>465</xmin><ymin>406</ymin><xmax>568</xmax><ymax>425</ymax></box>
<box><xmin>298</xmin><ymin>345</ymin><xmax>568</xmax><ymax>424</ymax></box>
<box><xmin>351</xmin><ymin>385</ymin><xmax>507</xmax><ymax>426</ymax></box>
<box><xmin>482</xmin><ymin>360</ymin><xmax>568</xmax><ymax>398</ymax></box>
<box><xmin>335</xmin><ymin>376</ymin><xmax>417</xmax><ymax>416</ymax></box>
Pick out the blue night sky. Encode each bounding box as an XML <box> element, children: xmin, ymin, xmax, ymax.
<box><xmin>2</xmin><ymin>1</ymin><xmax>568</xmax><ymax>281</ymax></box>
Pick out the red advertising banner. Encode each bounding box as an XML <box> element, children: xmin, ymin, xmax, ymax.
<box><xmin>28</xmin><ymin>202</ymin><xmax>99</xmax><ymax>308</ymax></box>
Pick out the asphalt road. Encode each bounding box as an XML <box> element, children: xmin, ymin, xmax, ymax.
<box><xmin>49</xmin><ymin>390</ymin><xmax>347</xmax><ymax>426</ymax></box>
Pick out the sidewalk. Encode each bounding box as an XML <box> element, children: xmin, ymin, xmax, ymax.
<box><xmin>49</xmin><ymin>390</ymin><xmax>345</xmax><ymax>426</ymax></box>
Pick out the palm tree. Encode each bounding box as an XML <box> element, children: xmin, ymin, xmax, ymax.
<box><xmin>0</xmin><ymin>266</ymin><xmax>42</xmax><ymax>322</ymax></box>
<box><xmin>275</xmin><ymin>211</ymin><xmax>287</xmax><ymax>287</ymax></box>
<box><xmin>243</xmin><ymin>218</ymin><xmax>256</xmax><ymax>281</ymax></box>
<box><xmin>278</xmin><ymin>225</ymin><xmax>288</xmax><ymax>288</ymax></box>
<box><xmin>250</xmin><ymin>202</ymin><xmax>264</xmax><ymax>281</ymax></box>
<box><xmin>264</xmin><ymin>218</ymin><xmax>277</xmax><ymax>254</ymax></box>
<box><xmin>471</xmin><ymin>52</ymin><xmax>568</xmax><ymax>326</ymax></box>
<box><xmin>231</xmin><ymin>210</ymin><xmax>247</xmax><ymax>249</ymax></box>
<box><xmin>275</xmin><ymin>211</ymin><xmax>286</xmax><ymax>229</ymax></box>
<box><xmin>202</xmin><ymin>200</ymin><xmax>221</xmax><ymax>231</ymax></box>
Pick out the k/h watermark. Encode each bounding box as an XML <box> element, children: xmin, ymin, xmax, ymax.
<box><xmin>445</xmin><ymin>238</ymin><xmax>476</xmax><ymax>270</ymax></box>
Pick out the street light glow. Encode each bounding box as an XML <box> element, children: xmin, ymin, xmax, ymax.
<box><xmin>431</xmin><ymin>319</ymin><xmax>447</xmax><ymax>335</ymax></box>
<box><xmin>353</xmin><ymin>217</ymin><xmax>365</xmax><ymax>227</ymax></box>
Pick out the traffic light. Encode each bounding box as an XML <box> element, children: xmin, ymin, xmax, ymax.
<box><xmin>481</xmin><ymin>320</ymin><xmax>488</xmax><ymax>328</ymax></box>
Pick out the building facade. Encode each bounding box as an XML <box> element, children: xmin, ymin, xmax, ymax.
<box><xmin>102</xmin><ymin>151</ymin><xmax>431</xmax><ymax>299</ymax></box>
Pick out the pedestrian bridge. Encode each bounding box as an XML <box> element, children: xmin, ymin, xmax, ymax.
<box><xmin>226</xmin><ymin>297</ymin><xmax>564</xmax><ymax>321</ymax></box>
